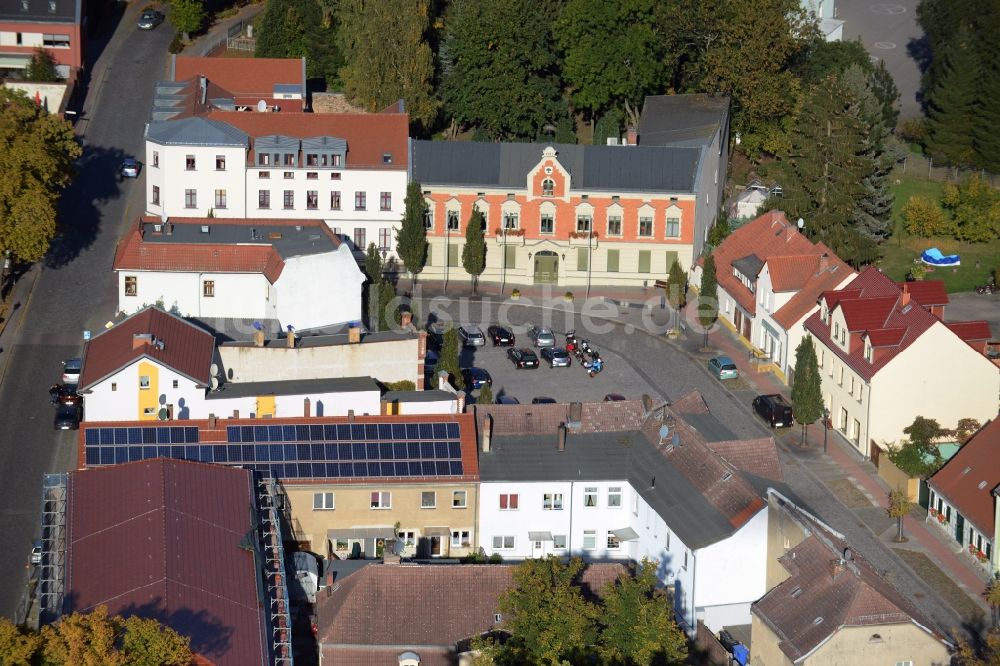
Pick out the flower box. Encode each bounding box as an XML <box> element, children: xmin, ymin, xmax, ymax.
<box><xmin>929</xmin><ymin>508</ymin><xmax>938</xmax><ymax>518</ymax></box>
<box><xmin>936</xmin><ymin>513</ymin><xmax>947</xmax><ymax>524</ymax></box>
<box><xmin>977</xmin><ymin>551</ymin><xmax>989</xmax><ymax>563</ymax></box>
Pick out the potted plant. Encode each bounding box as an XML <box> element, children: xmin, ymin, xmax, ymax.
<box><xmin>977</xmin><ymin>550</ymin><xmax>989</xmax><ymax>563</ymax></box>
<box><xmin>929</xmin><ymin>508</ymin><xmax>938</xmax><ymax>518</ymax></box>
<box><xmin>937</xmin><ymin>512</ymin><xmax>947</xmax><ymax>524</ymax></box>
<box><xmin>510</xmin><ymin>288</ymin><xmax>521</xmax><ymax>300</ymax></box>
<box><xmin>564</xmin><ymin>291</ymin><xmax>574</xmax><ymax>302</ymax></box>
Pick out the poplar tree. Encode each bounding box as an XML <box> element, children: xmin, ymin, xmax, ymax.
<box><xmin>791</xmin><ymin>336</ymin><xmax>823</xmax><ymax>445</ymax></box>
<box><xmin>396</xmin><ymin>182</ymin><xmax>428</xmax><ymax>285</ymax></box>
<box><xmin>697</xmin><ymin>255</ymin><xmax>718</xmax><ymax>348</ymax></box>
<box><xmin>462</xmin><ymin>209</ymin><xmax>486</xmax><ymax>294</ymax></box>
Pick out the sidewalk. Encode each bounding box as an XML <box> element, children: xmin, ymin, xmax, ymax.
<box><xmin>0</xmin><ymin>266</ymin><xmax>42</xmax><ymax>386</ymax></box>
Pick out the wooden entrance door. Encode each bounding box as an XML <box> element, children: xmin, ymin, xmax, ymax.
<box><xmin>534</xmin><ymin>251</ymin><xmax>559</xmax><ymax>283</ymax></box>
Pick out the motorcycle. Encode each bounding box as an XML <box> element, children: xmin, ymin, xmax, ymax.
<box><xmin>565</xmin><ymin>329</ymin><xmax>578</xmax><ymax>353</ymax></box>
<box><xmin>578</xmin><ymin>339</ymin><xmax>594</xmax><ymax>355</ymax></box>
<box><xmin>586</xmin><ymin>357</ymin><xmax>604</xmax><ymax>377</ymax></box>
<box><xmin>976</xmin><ymin>282</ymin><xmax>996</xmax><ymax>295</ymax></box>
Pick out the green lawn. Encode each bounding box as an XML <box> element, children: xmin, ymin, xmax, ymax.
<box><xmin>878</xmin><ymin>171</ymin><xmax>1000</xmax><ymax>293</ymax></box>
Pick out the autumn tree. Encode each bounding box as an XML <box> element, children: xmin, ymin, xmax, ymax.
<box><xmin>941</xmin><ymin>175</ymin><xmax>1000</xmax><ymax>243</ymax></box>
<box><xmin>902</xmin><ymin>195</ymin><xmax>952</xmax><ymax>237</ymax></box>
<box><xmin>987</xmin><ymin>574</ymin><xmax>1000</xmax><ymax>629</ymax></box>
<box><xmin>166</xmin><ymin>0</ymin><xmax>206</xmax><ymax>40</ymax></box>
<box><xmin>0</xmin><ymin>88</ymin><xmax>81</xmax><ymax>263</ymax></box>
<box><xmin>887</xmin><ymin>416</ymin><xmax>946</xmax><ymax>477</ymax></box>
<box><xmin>462</xmin><ymin>209</ymin><xmax>486</xmax><ymax>293</ymax></box>
<box><xmin>25</xmin><ymin>48</ymin><xmax>59</xmax><ymax>82</ymax></box>
<box><xmin>336</xmin><ymin>0</ymin><xmax>438</xmax><ymax>130</ymax></box>
<box><xmin>0</xmin><ymin>618</ymin><xmax>41</xmax><ymax>666</ymax></box>
<box><xmin>887</xmin><ymin>488</ymin><xmax>912</xmax><ymax>542</ymax></box>
<box><xmin>791</xmin><ymin>336</ymin><xmax>823</xmax><ymax>445</ymax></box>
<box><xmin>477</xmin><ymin>383</ymin><xmax>493</xmax><ymax>405</ymax></box>
<box><xmin>437</xmin><ymin>328</ymin><xmax>463</xmax><ymax>390</ymax></box>
<box><xmin>396</xmin><ymin>181</ymin><xmax>429</xmax><ymax>284</ymax></box>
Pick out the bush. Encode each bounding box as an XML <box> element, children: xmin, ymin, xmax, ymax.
<box><xmin>167</xmin><ymin>33</ymin><xmax>185</xmax><ymax>54</ymax></box>
<box><xmin>385</xmin><ymin>380</ymin><xmax>416</xmax><ymax>392</ymax></box>
<box><xmin>564</xmin><ymin>291</ymin><xmax>574</xmax><ymax>301</ymax></box>
<box><xmin>897</xmin><ymin>116</ymin><xmax>928</xmax><ymax>144</ymax></box>
<box><xmin>901</xmin><ymin>195</ymin><xmax>952</xmax><ymax>237</ymax></box>
<box><xmin>487</xmin><ymin>553</ymin><xmax>503</xmax><ymax>564</ymax></box>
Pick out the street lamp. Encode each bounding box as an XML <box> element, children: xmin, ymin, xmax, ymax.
<box><xmin>444</xmin><ymin>223</ymin><xmax>450</xmax><ymax>295</ymax></box>
<box><xmin>500</xmin><ymin>225</ymin><xmax>507</xmax><ymax>296</ymax></box>
<box><xmin>823</xmin><ymin>408</ymin><xmax>830</xmax><ymax>454</ymax></box>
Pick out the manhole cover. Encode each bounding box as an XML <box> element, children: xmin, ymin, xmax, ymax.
<box><xmin>870</xmin><ymin>3</ymin><xmax>906</xmax><ymax>14</ymax></box>
<box><xmin>874</xmin><ymin>41</ymin><xmax>896</xmax><ymax>49</ymax></box>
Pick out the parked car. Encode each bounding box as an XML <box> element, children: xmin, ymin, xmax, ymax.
<box><xmin>540</xmin><ymin>347</ymin><xmax>571</xmax><ymax>368</ymax></box>
<box><xmin>487</xmin><ymin>325</ymin><xmax>515</xmax><ymax>346</ymax></box>
<box><xmin>61</xmin><ymin>358</ymin><xmax>82</xmax><ymax>385</ymax></box>
<box><xmin>30</xmin><ymin>540</ymin><xmax>42</xmax><ymax>565</ymax></box>
<box><xmin>531</xmin><ymin>396</ymin><xmax>557</xmax><ymax>404</ymax></box>
<box><xmin>54</xmin><ymin>402</ymin><xmax>82</xmax><ymax>430</ymax></box>
<box><xmin>527</xmin><ymin>325</ymin><xmax>556</xmax><ymax>348</ymax></box>
<box><xmin>137</xmin><ymin>10</ymin><xmax>164</xmax><ymax>29</ymax></box>
<box><xmin>423</xmin><ymin>350</ymin><xmax>439</xmax><ymax>374</ymax></box>
<box><xmin>496</xmin><ymin>395</ymin><xmax>520</xmax><ymax>405</ymax></box>
<box><xmin>604</xmin><ymin>394</ymin><xmax>626</xmax><ymax>402</ymax></box>
<box><xmin>120</xmin><ymin>157</ymin><xmax>139</xmax><ymax>178</ymax></box>
<box><xmin>458</xmin><ymin>325</ymin><xmax>486</xmax><ymax>347</ymax></box>
<box><xmin>426</xmin><ymin>320</ymin><xmax>448</xmax><ymax>348</ymax></box>
<box><xmin>752</xmin><ymin>394</ymin><xmax>794</xmax><ymax>428</ymax></box>
<box><xmin>708</xmin><ymin>356</ymin><xmax>739</xmax><ymax>380</ymax></box>
<box><xmin>462</xmin><ymin>367</ymin><xmax>493</xmax><ymax>390</ymax></box>
<box><xmin>507</xmin><ymin>347</ymin><xmax>539</xmax><ymax>368</ymax></box>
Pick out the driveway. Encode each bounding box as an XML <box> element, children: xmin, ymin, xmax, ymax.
<box><xmin>0</xmin><ymin>6</ymin><xmax>173</xmax><ymax>620</ymax></box>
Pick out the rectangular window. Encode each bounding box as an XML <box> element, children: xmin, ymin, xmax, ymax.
<box><xmin>666</xmin><ymin>216</ymin><xmax>680</xmax><ymax>238</ymax></box>
<box><xmin>313</xmin><ymin>492</ymin><xmax>334</xmax><ymax>510</ymax></box>
<box><xmin>838</xmin><ymin>366</ymin><xmax>844</xmax><ymax>386</ymax></box>
<box><xmin>499</xmin><ymin>493</ymin><xmax>519</xmax><ymax>510</ymax></box>
<box><xmin>664</xmin><ymin>251</ymin><xmax>678</xmax><ymax>274</ymax></box>
<box><xmin>576</xmin><ymin>215</ymin><xmax>592</xmax><ymax>233</ymax></box>
<box><xmin>632</xmin><ymin>493</ymin><xmax>639</xmax><ymax>515</ymax></box>
<box><xmin>355</xmin><ymin>192</ymin><xmax>367</xmax><ymax>210</ymax></box>
<box><xmin>447</xmin><ymin>210</ymin><xmax>460</xmax><ymax>231</ymax></box>
<box><xmin>421</xmin><ymin>491</ymin><xmax>436</xmax><ymax>508</ymax></box>
<box><xmin>637</xmin><ymin>250</ymin><xmax>651</xmax><ymax>273</ymax></box>
<box><xmin>284</xmin><ymin>153</ymin><xmax>295</xmax><ymax>167</ymax></box>
<box><xmin>638</xmin><ymin>216</ymin><xmax>653</xmax><ymax>237</ymax></box>
<box><xmin>214</xmin><ymin>189</ymin><xmax>227</xmax><ymax>209</ymax></box>
<box><xmin>606</xmin><ymin>250</ymin><xmax>619</xmax><ymax>273</ymax></box>
<box><xmin>533</xmin><ymin>212</ymin><xmax>553</xmax><ymax>235</ymax></box>
<box><xmin>184</xmin><ymin>189</ymin><xmax>196</xmax><ymax>208</ymax></box>
<box><xmin>283</xmin><ymin>190</ymin><xmax>294</xmax><ymax>209</ymax></box>
<box><xmin>583</xmin><ymin>530</ymin><xmax>597</xmax><ymax>550</ymax></box>
<box><xmin>492</xmin><ymin>535</ymin><xmax>515</xmax><ymax>550</ymax></box>
<box><xmin>452</xmin><ymin>490</ymin><xmax>467</xmax><ymax>508</ymax></box>
<box><xmin>370</xmin><ymin>491</ymin><xmax>391</xmax><ymax>509</ymax></box>
<box><xmin>607</xmin><ymin>215</ymin><xmax>622</xmax><ymax>236</ymax></box>
<box><xmin>258</xmin><ymin>153</ymin><xmax>270</xmax><ymax>166</ymax></box>
<box><xmin>543</xmin><ymin>493</ymin><xmax>564</xmax><ymax>510</ymax></box>
<box><xmin>607</xmin><ymin>532</ymin><xmax>621</xmax><ymax>549</ymax></box>
<box><xmin>553</xmin><ymin>534</ymin><xmax>567</xmax><ymax>549</ymax></box>
<box><xmin>451</xmin><ymin>530</ymin><xmax>471</xmax><ymax>547</ymax></box>
<box><xmin>502</xmin><ymin>212</ymin><xmax>519</xmax><ymax>230</ymax></box>
<box><xmin>215</xmin><ymin>155</ymin><xmax>225</xmax><ymax>171</ymax></box>
<box><xmin>306</xmin><ymin>154</ymin><xmax>318</xmax><ymax>167</ymax></box>
<box><xmin>259</xmin><ymin>171</ymin><xmax>270</xmax><ymax>179</ymax></box>
<box><xmin>424</xmin><ymin>208</ymin><xmax>433</xmax><ymax>230</ymax></box>
<box><xmin>284</xmin><ymin>171</ymin><xmax>294</xmax><ymax>180</ymax></box>
<box><xmin>151</xmin><ymin>185</ymin><xmax>160</xmax><ymax>206</ymax></box>
<box><xmin>306</xmin><ymin>190</ymin><xmax>318</xmax><ymax>210</ymax></box>
<box><xmin>354</xmin><ymin>228</ymin><xmax>366</xmax><ymax>250</ymax></box>
<box><xmin>42</xmin><ymin>34</ymin><xmax>71</xmax><ymax>47</ymax></box>
<box><xmin>380</xmin><ymin>192</ymin><xmax>392</xmax><ymax>211</ymax></box>
<box><xmin>378</xmin><ymin>228</ymin><xmax>391</xmax><ymax>252</ymax></box>
<box><xmin>683</xmin><ymin>551</ymin><xmax>688</xmax><ymax>569</ymax></box>
<box><xmin>608</xmin><ymin>487</ymin><xmax>622</xmax><ymax>508</ymax></box>
<box><xmin>447</xmin><ymin>244</ymin><xmax>459</xmax><ymax>267</ymax></box>
<box><xmin>258</xmin><ymin>190</ymin><xmax>270</xmax><ymax>209</ymax></box>
<box><xmin>185</xmin><ymin>155</ymin><xmax>195</xmax><ymax>170</ymax></box>
<box><xmin>583</xmin><ymin>487</ymin><xmax>598</xmax><ymax>507</ymax></box>
<box><xmin>331</xmin><ymin>191</ymin><xmax>341</xmax><ymax>210</ymax></box>
<box><xmin>577</xmin><ymin>248</ymin><xmax>589</xmax><ymax>271</ymax></box>
<box><xmin>152</xmin><ymin>151</ymin><xmax>159</xmax><ymax>168</ymax></box>
<box><xmin>139</xmin><ymin>375</ymin><xmax>150</xmax><ymax>389</ymax></box>
<box><xmin>203</xmin><ymin>280</ymin><xmax>214</xmax><ymax>297</ymax></box>
<box><xmin>172</xmin><ymin>380</ymin><xmax>178</xmax><ymax>389</ymax></box>
<box><xmin>306</xmin><ymin>172</ymin><xmax>318</xmax><ymax>180</ymax></box>
<box><xmin>124</xmin><ymin>276</ymin><xmax>137</xmax><ymax>296</ymax></box>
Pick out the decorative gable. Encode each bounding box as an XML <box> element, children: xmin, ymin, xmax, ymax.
<box><xmin>527</xmin><ymin>146</ymin><xmax>571</xmax><ymax>202</ymax></box>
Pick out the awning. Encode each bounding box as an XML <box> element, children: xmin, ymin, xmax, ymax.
<box><xmin>0</xmin><ymin>54</ymin><xmax>31</xmax><ymax>69</ymax></box>
<box><xmin>326</xmin><ymin>527</ymin><xmax>396</xmax><ymax>540</ymax></box>
<box><xmin>423</xmin><ymin>526</ymin><xmax>451</xmax><ymax>537</ymax></box>
<box><xmin>612</xmin><ymin>527</ymin><xmax>640</xmax><ymax>541</ymax></box>
<box><xmin>528</xmin><ymin>531</ymin><xmax>553</xmax><ymax>541</ymax></box>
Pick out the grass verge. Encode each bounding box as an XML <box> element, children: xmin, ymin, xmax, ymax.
<box><xmin>893</xmin><ymin>548</ymin><xmax>985</xmax><ymax>624</ymax></box>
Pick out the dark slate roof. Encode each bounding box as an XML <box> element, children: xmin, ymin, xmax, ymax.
<box><xmin>411</xmin><ymin>140</ymin><xmax>700</xmax><ymax>193</ymax></box>
<box><xmin>383</xmin><ymin>389</ymin><xmax>456</xmax><ymax>403</ymax></box>
<box><xmin>0</xmin><ymin>0</ymin><xmax>79</xmax><ymax>22</ymax></box>
<box><xmin>146</xmin><ymin>117</ymin><xmax>249</xmax><ymax>146</ymax></box>
<box><xmin>732</xmin><ymin>253</ymin><xmax>765</xmax><ymax>279</ymax></box>
<box><xmin>138</xmin><ymin>219</ymin><xmax>336</xmax><ymax>259</ymax></box>
<box><xmin>207</xmin><ymin>376</ymin><xmax>380</xmax><ymax>400</ymax></box>
<box><xmin>679</xmin><ymin>411</ymin><xmax>737</xmax><ymax>442</ymax></box>
<box><xmin>637</xmin><ymin>94</ymin><xmax>730</xmax><ymax>147</ymax></box>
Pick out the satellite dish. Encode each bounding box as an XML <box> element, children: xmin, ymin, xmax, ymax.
<box><xmin>210</xmin><ymin>377</ymin><xmax>220</xmax><ymax>391</ymax></box>
<box><xmin>672</xmin><ymin>433</ymin><xmax>680</xmax><ymax>447</ymax></box>
<box><xmin>257</xmin><ymin>99</ymin><xmax>267</xmax><ymax>112</ymax></box>
<box><xmin>210</xmin><ymin>363</ymin><xmax>219</xmax><ymax>376</ymax></box>
<box><xmin>797</xmin><ymin>217</ymin><xmax>805</xmax><ymax>229</ymax></box>
<box><xmin>659</xmin><ymin>424</ymin><xmax>670</xmax><ymax>440</ymax></box>
<box><xmin>157</xmin><ymin>407</ymin><xmax>169</xmax><ymax>421</ymax></box>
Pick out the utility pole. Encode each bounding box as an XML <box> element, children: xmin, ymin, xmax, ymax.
<box><xmin>500</xmin><ymin>226</ymin><xmax>507</xmax><ymax>296</ymax></box>
<box><xmin>444</xmin><ymin>225</ymin><xmax>450</xmax><ymax>295</ymax></box>
<box><xmin>586</xmin><ymin>231</ymin><xmax>593</xmax><ymax>300</ymax></box>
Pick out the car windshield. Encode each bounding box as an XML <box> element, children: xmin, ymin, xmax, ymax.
<box><xmin>722</xmin><ymin>364</ymin><xmax>736</xmax><ymax>370</ymax></box>
<box><xmin>56</xmin><ymin>405</ymin><xmax>77</xmax><ymax>417</ymax></box>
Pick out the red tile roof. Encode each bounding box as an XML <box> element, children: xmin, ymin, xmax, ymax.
<box><xmin>897</xmin><ymin>280</ymin><xmax>949</xmax><ymax>308</ymax></box>
<box><xmin>770</xmin><ymin>244</ymin><xmax>855</xmax><ymax>329</ymax></box>
<box><xmin>928</xmin><ymin>418</ymin><xmax>1000</xmax><ymax>535</ymax></box>
<box><xmin>65</xmin><ymin>459</ymin><xmax>267</xmax><ymax>666</ymax></box>
<box><xmin>946</xmin><ymin>320</ymin><xmax>993</xmax><ymax>342</ymax></box>
<box><xmin>706</xmin><ymin>438</ymin><xmax>783</xmax><ymax>482</ymax></box>
<box><xmin>767</xmin><ymin>254</ymin><xmax>821</xmax><ymax>292</ymax></box>
<box><xmin>866</xmin><ymin>327</ymin><xmax>907</xmax><ymax>347</ymax></box>
<box><xmin>209</xmin><ymin>110</ymin><xmax>409</xmax><ymax>170</ymax></box>
<box><xmin>712</xmin><ymin>210</ymin><xmax>826</xmax><ymax>316</ymax></box>
<box><xmin>173</xmin><ymin>55</ymin><xmax>303</xmax><ymax>98</ymax></box>
<box><xmin>78</xmin><ymin>307</ymin><xmax>215</xmax><ymax>391</ymax></box>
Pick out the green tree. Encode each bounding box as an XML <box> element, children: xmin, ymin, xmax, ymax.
<box><xmin>664</xmin><ymin>259</ymin><xmax>686</xmax><ymax>332</ymax></box>
<box><xmin>708</xmin><ymin>219</ymin><xmax>730</xmax><ymax>246</ymax></box>
<box><xmin>0</xmin><ymin>618</ymin><xmax>41</xmax><ymax>666</ymax></box>
<box><xmin>901</xmin><ymin>195</ymin><xmax>952</xmax><ymax>237</ymax></box>
<box><xmin>441</xmin><ymin>0</ymin><xmax>564</xmax><ymax>140</ymax></box>
<box><xmin>924</xmin><ymin>24</ymin><xmax>980</xmax><ymax>167</ymax></box>
<box><xmin>941</xmin><ymin>175</ymin><xmax>1000</xmax><ymax>243</ymax></box>
<box><xmin>396</xmin><ymin>182</ymin><xmax>429</xmax><ymax>284</ymax></box>
<box><xmin>336</xmin><ymin>0</ymin><xmax>439</xmax><ymax>129</ymax></box>
<box><xmin>255</xmin><ymin>0</ymin><xmax>340</xmax><ymax>83</ymax></box>
<box><xmin>887</xmin><ymin>488</ymin><xmax>913</xmax><ymax>543</ymax></box>
<box><xmin>120</xmin><ymin>615</ymin><xmax>194</xmax><ymax>666</ymax></box>
<box><xmin>887</xmin><ymin>416</ymin><xmax>946</xmax><ymax>477</ymax></box>
<box><xmin>166</xmin><ymin>0</ymin><xmax>206</xmax><ymax>40</ymax></box>
<box><xmin>39</xmin><ymin>606</ymin><xmax>192</xmax><ymax>665</ymax></box>
<box><xmin>593</xmin><ymin>108</ymin><xmax>623</xmax><ymax>146</ymax></box>
<box><xmin>598</xmin><ymin>560</ymin><xmax>688</xmax><ymax>665</ymax></box>
<box><xmin>477</xmin><ymin>383</ymin><xmax>494</xmax><ymax>405</ymax></box>
<box><xmin>25</xmin><ymin>48</ymin><xmax>59</xmax><ymax>82</ymax></box>
<box><xmin>437</xmin><ymin>328</ymin><xmax>463</xmax><ymax>390</ymax></box>
<box><xmin>791</xmin><ymin>336</ymin><xmax>823</xmax><ymax>444</ymax></box>
<box><xmin>796</xmin><ymin>38</ymin><xmax>872</xmax><ymax>85</ymax></box>
<box><xmin>462</xmin><ymin>209</ymin><xmax>487</xmax><ymax>293</ymax></box>
<box><xmin>973</xmin><ymin>60</ymin><xmax>1000</xmax><ymax>172</ymax></box>
<box><xmin>697</xmin><ymin>254</ymin><xmax>718</xmax><ymax>348</ymax></box>
<box><xmin>986</xmin><ymin>574</ymin><xmax>1000</xmax><ymax>628</ymax></box>
<box><xmin>0</xmin><ymin>88</ymin><xmax>81</xmax><ymax>263</ymax></box>
<box><xmin>364</xmin><ymin>241</ymin><xmax>384</xmax><ymax>284</ymax></box>
<box><xmin>498</xmin><ymin>557</ymin><xmax>598</xmax><ymax>665</ymax></box>
<box><xmin>554</xmin><ymin>0</ymin><xmax>662</xmax><ymax>128</ymax></box>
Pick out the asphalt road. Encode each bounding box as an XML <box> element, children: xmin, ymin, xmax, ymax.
<box><xmin>0</xmin><ymin>9</ymin><xmax>172</xmax><ymax>620</ymax></box>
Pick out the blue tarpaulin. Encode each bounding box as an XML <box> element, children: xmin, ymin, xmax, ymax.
<box><xmin>733</xmin><ymin>644</ymin><xmax>749</xmax><ymax>666</ymax></box>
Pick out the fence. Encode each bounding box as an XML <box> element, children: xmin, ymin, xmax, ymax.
<box><xmin>898</xmin><ymin>153</ymin><xmax>1000</xmax><ymax>188</ymax></box>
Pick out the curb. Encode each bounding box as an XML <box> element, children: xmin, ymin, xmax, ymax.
<box><xmin>0</xmin><ymin>266</ymin><xmax>41</xmax><ymax>387</ymax></box>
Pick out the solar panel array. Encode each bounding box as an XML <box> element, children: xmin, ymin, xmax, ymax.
<box><xmin>83</xmin><ymin>421</ymin><xmax>466</xmax><ymax>479</ymax></box>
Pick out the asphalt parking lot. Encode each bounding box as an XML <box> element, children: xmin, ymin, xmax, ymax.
<box><xmin>455</xmin><ymin>334</ymin><xmax>659</xmax><ymax>405</ymax></box>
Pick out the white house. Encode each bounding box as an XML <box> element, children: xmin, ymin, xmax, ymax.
<box><xmin>474</xmin><ymin>396</ymin><xmax>780</xmax><ymax>634</ymax></box>
<box><xmin>113</xmin><ymin>217</ymin><xmax>364</xmax><ymax>333</ymax></box>
<box><xmin>143</xmin><ymin>55</ymin><xmax>409</xmax><ymax>264</ymax></box>
<box><xmin>804</xmin><ymin>266</ymin><xmax>1000</xmax><ymax>459</ymax></box>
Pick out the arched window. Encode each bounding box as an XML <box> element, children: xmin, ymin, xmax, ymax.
<box><xmin>541</xmin><ymin>178</ymin><xmax>555</xmax><ymax>196</ymax></box>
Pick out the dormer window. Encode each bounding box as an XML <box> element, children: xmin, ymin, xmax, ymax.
<box><xmin>864</xmin><ymin>339</ymin><xmax>873</xmax><ymax>362</ymax></box>
<box><xmin>541</xmin><ymin>178</ymin><xmax>554</xmax><ymax>196</ymax></box>
<box><xmin>834</xmin><ymin>322</ymin><xmax>840</xmax><ymax>340</ymax></box>
<box><xmin>383</xmin><ymin>153</ymin><xmax>393</xmax><ymax>164</ymax></box>
<box><xmin>821</xmin><ymin>303</ymin><xmax>828</xmax><ymax>323</ymax></box>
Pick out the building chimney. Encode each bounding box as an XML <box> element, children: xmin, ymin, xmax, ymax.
<box><xmin>208</xmin><ymin>414</ymin><xmax>217</xmax><ymax>428</ymax></box>
<box><xmin>438</xmin><ymin>370</ymin><xmax>450</xmax><ymax>390</ymax></box>
<box><xmin>831</xmin><ymin>558</ymin><xmax>845</xmax><ymax>579</ymax></box>
<box><xmin>417</xmin><ymin>330</ymin><xmax>427</xmax><ymax>358</ymax></box>
<box><xmin>641</xmin><ymin>394</ymin><xmax>653</xmax><ymax>415</ymax></box>
<box><xmin>286</xmin><ymin>326</ymin><xmax>296</xmax><ymax>349</ymax></box>
<box><xmin>557</xmin><ymin>422</ymin><xmax>567</xmax><ymax>451</ymax></box>
<box><xmin>303</xmin><ymin>397</ymin><xmax>311</xmax><ymax>417</ymax></box>
<box><xmin>625</xmin><ymin>126</ymin><xmax>638</xmax><ymax>146</ymax></box>
<box><xmin>132</xmin><ymin>333</ymin><xmax>154</xmax><ymax>349</ymax></box>
<box><xmin>818</xmin><ymin>253</ymin><xmax>829</xmax><ymax>272</ymax></box>
<box><xmin>253</xmin><ymin>329</ymin><xmax>265</xmax><ymax>347</ymax></box>
<box><xmin>568</xmin><ymin>402</ymin><xmax>582</xmax><ymax>426</ymax></box>
<box><xmin>900</xmin><ymin>289</ymin><xmax>911</xmax><ymax>308</ymax></box>
<box><xmin>165</xmin><ymin>222</ymin><xmax>173</xmax><ymax>236</ymax></box>
<box><xmin>401</xmin><ymin>311</ymin><xmax>413</xmax><ymax>329</ymax></box>
<box><xmin>481</xmin><ymin>414</ymin><xmax>493</xmax><ymax>453</ymax></box>
<box><xmin>348</xmin><ymin>325</ymin><xmax>361</xmax><ymax>344</ymax></box>
<box><xmin>347</xmin><ymin>409</ymin><xmax>355</xmax><ymax>422</ymax></box>
<box><xmin>232</xmin><ymin>410</ymin><xmax>240</xmax><ymax>418</ymax></box>
<box><xmin>456</xmin><ymin>392</ymin><xmax>466</xmax><ymax>413</ymax></box>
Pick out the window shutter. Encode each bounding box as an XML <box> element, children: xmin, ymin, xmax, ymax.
<box><xmin>606</xmin><ymin>250</ymin><xmax>619</xmax><ymax>273</ymax></box>
<box><xmin>638</xmin><ymin>250</ymin><xmax>651</xmax><ymax>273</ymax></box>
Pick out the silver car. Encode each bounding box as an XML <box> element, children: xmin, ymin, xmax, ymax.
<box><xmin>528</xmin><ymin>325</ymin><xmax>556</xmax><ymax>348</ymax></box>
<box><xmin>458</xmin><ymin>325</ymin><xmax>486</xmax><ymax>347</ymax></box>
<box><xmin>541</xmin><ymin>347</ymin><xmax>571</xmax><ymax>367</ymax></box>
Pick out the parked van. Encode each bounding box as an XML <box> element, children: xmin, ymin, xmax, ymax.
<box><xmin>752</xmin><ymin>394</ymin><xmax>793</xmax><ymax>428</ymax></box>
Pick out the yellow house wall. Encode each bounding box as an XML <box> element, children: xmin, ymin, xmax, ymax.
<box><xmin>284</xmin><ymin>482</ymin><xmax>479</xmax><ymax>557</ymax></box>
<box><xmin>137</xmin><ymin>361</ymin><xmax>159</xmax><ymax>421</ymax></box>
<box><xmin>256</xmin><ymin>395</ymin><xmax>276</xmax><ymax>418</ymax></box>
<box><xmin>764</xmin><ymin>494</ymin><xmax>811</xmax><ymax>590</ymax></box>
<box><xmin>750</xmin><ymin>613</ymin><xmax>793</xmax><ymax>666</ymax></box>
<box><xmin>806</xmin><ymin>624</ymin><xmax>950</xmax><ymax>666</ymax></box>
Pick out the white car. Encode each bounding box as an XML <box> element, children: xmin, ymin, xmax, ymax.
<box><xmin>458</xmin><ymin>326</ymin><xmax>485</xmax><ymax>347</ymax></box>
<box><xmin>61</xmin><ymin>358</ymin><xmax>82</xmax><ymax>385</ymax></box>
<box><xmin>30</xmin><ymin>540</ymin><xmax>42</xmax><ymax>565</ymax></box>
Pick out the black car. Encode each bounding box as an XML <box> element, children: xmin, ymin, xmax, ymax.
<box><xmin>54</xmin><ymin>403</ymin><xmax>82</xmax><ymax>430</ymax></box>
<box><xmin>137</xmin><ymin>10</ymin><xmax>164</xmax><ymax>29</ymax></box>
<box><xmin>540</xmin><ymin>346</ymin><xmax>571</xmax><ymax>367</ymax></box>
<box><xmin>752</xmin><ymin>394</ymin><xmax>794</xmax><ymax>428</ymax></box>
<box><xmin>487</xmin><ymin>325</ymin><xmax>515</xmax><ymax>346</ymax></box>
<box><xmin>531</xmin><ymin>396</ymin><xmax>557</xmax><ymax>404</ymax></box>
<box><xmin>507</xmin><ymin>348</ymin><xmax>539</xmax><ymax>368</ymax></box>
<box><xmin>462</xmin><ymin>367</ymin><xmax>493</xmax><ymax>390</ymax></box>
<box><xmin>496</xmin><ymin>395</ymin><xmax>520</xmax><ymax>405</ymax></box>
